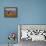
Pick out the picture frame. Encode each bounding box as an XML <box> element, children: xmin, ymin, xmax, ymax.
<box><xmin>4</xmin><ymin>7</ymin><xmax>17</xmax><ymax>17</ymax></box>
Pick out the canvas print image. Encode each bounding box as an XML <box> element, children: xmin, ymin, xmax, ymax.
<box><xmin>4</xmin><ymin>7</ymin><xmax>17</xmax><ymax>17</ymax></box>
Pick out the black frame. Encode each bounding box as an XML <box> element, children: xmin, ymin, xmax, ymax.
<box><xmin>4</xmin><ymin>7</ymin><xmax>17</xmax><ymax>18</ymax></box>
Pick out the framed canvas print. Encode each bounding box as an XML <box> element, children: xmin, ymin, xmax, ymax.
<box><xmin>4</xmin><ymin>7</ymin><xmax>17</xmax><ymax>17</ymax></box>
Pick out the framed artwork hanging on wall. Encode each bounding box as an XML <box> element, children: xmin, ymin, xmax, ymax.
<box><xmin>4</xmin><ymin>7</ymin><xmax>17</xmax><ymax>17</ymax></box>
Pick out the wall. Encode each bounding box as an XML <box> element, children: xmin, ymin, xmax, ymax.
<box><xmin>0</xmin><ymin>0</ymin><xmax>46</xmax><ymax>44</ymax></box>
